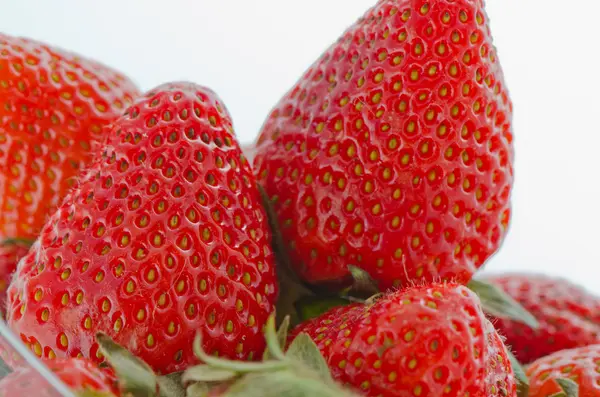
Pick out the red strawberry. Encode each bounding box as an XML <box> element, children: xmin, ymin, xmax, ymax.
<box><xmin>6</xmin><ymin>82</ymin><xmax>278</xmax><ymax>374</ymax></box>
<box><xmin>289</xmin><ymin>283</ymin><xmax>516</xmax><ymax>397</ymax></box>
<box><xmin>483</xmin><ymin>273</ymin><xmax>600</xmax><ymax>364</ymax></box>
<box><xmin>0</xmin><ymin>240</ymin><xmax>29</xmax><ymax>315</ymax></box>
<box><xmin>527</xmin><ymin>344</ymin><xmax>600</xmax><ymax>397</ymax></box>
<box><xmin>0</xmin><ymin>357</ymin><xmax>119</xmax><ymax>396</ymax></box>
<box><xmin>0</xmin><ymin>33</ymin><xmax>139</xmax><ymax>241</ymax></box>
<box><xmin>253</xmin><ymin>0</ymin><xmax>513</xmax><ymax>290</ymax></box>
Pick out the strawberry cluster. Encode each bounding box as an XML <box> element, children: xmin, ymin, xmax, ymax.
<box><xmin>0</xmin><ymin>1</ymin><xmax>595</xmax><ymax>397</ymax></box>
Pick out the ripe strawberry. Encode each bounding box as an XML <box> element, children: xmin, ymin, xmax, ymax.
<box><xmin>253</xmin><ymin>0</ymin><xmax>513</xmax><ymax>290</ymax></box>
<box><xmin>0</xmin><ymin>33</ymin><xmax>139</xmax><ymax>241</ymax></box>
<box><xmin>0</xmin><ymin>240</ymin><xmax>29</xmax><ymax>315</ymax></box>
<box><xmin>483</xmin><ymin>273</ymin><xmax>600</xmax><ymax>364</ymax></box>
<box><xmin>527</xmin><ymin>344</ymin><xmax>600</xmax><ymax>397</ymax></box>
<box><xmin>0</xmin><ymin>357</ymin><xmax>119</xmax><ymax>396</ymax></box>
<box><xmin>6</xmin><ymin>82</ymin><xmax>278</xmax><ymax>374</ymax></box>
<box><xmin>289</xmin><ymin>283</ymin><xmax>516</xmax><ymax>397</ymax></box>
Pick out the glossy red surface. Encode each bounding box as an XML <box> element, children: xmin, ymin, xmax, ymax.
<box><xmin>7</xmin><ymin>82</ymin><xmax>278</xmax><ymax>374</ymax></box>
<box><xmin>254</xmin><ymin>0</ymin><xmax>514</xmax><ymax>290</ymax></box>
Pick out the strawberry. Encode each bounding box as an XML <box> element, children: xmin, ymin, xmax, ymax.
<box><xmin>289</xmin><ymin>283</ymin><xmax>517</xmax><ymax>397</ymax></box>
<box><xmin>253</xmin><ymin>0</ymin><xmax>513</xmax><ymax>290</ymax></box>
<box><xmin>483</xmin><ymin>273</ymin><xmax>600</xmax><ymax>364</ymax></box>
<box><xmin>0</xmin><ymin>357</ymin><xmax>119</xmax><ymax>396</ymax></box>
<box><xmin>0</xmin><ymin>240</ymin><xmax>29</xmax><ymax>315</ymax></box>
<box><xmin>0</xmin><ymin>33</ymin><xmax>139</xmax><ymax>241</ymax></box>
<box><xmin>6</xmin><ymin>82</ymin><xmax>278</xmax><ymax>374</ymax></box>
<box><xmin>526</xmin><ymin>344</ymin><xmax>600</xmax><ymax>397</ymax></box>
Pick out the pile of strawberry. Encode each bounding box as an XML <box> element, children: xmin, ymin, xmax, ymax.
<box><xmin>0</xmin><ymin>1</ymin><xmax>596</xmax><ymax>397</ymax></box>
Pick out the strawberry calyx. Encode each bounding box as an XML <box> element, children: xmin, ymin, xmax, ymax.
<box><xmin>550</xmin><ymin>378</ymin><xmax>579</xmax><ymax>397</ymax></box>
<box><xmin>508</xmin><ymin>351</ymin><xmax>529</xmax><ymax>397</ymax></box>
<box><xmin>468</xmin><ymin>278</ymin><xmax>539</xmax><ymax>329</ymax></box>
<box><xmin>1</xmin><ymin>238</ymin><xmax>34</xmax><ymax>248</ymax></box>
<box><xmin>94</xmin><ymin>314</ymin><xmax>358</xmax><ymax>397</ymax></box>
<box><xmin>77</xmin><ymin>391</ymin><xmax>120</xmax><ymax>397</ymax></box>
<box><xmin>182</xmin><ymin>314</ymin><xmax>360</xmax><ymax>397</ymax></box>
<box><xmin>96</xmin><ymin>333</ymin><xmax>185</xmax><ymax>397</ymax></box>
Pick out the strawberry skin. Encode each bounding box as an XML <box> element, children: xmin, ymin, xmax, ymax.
<box><xmin>6</xmin><ymin>82</ymin><xmax>278</xmax><ymax>374</ymax></box>
<box><xmin>290</xmin><ymin>283</ymin><xmax>516</xmax><ymax>397</ymax></box>
<box><xmin>0</xmin><ymin>240</ymin><xmax>29</xmax><ymax>315</ymax></box>
<box><xmin>0</xmin><ymin>357</ymin><xmax>119</xmax><ymax>396</ymax></box>
<box><xmin>484</xmin><ymin>273</ymin><xmax>600</xmax><ymax>364</ymax></box>
<box><xmin>254</xmin><ymin>0</ymin><xmax>513</xmax><ymax>290</ymax></box>
<box><xmin>527</xmin><ymin>344</ymin><xmax>600</xmax><ymax>397</ymax></box>
<box><xmin>0</xmin><ymin>33</ymin><xmax>139</xmax><ymax>241</ymax></box>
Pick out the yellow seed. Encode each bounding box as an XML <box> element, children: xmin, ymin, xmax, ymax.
<box><xmin>33</xmin><ymin>341</ymin><xmax>42</xmax><ymax>357</ymax></box>
<box><xmin>114</xmin><ymin>318</ymin><xmax>123</xmax><ymax>332</ymax></box>
<box><xmin>226</xmin><ymin>320</ymin><xmax>234</xmax><ymax>333</ymax></box>
<box><xmin>243</xmin><ymin>272</ymin><xmax>251</xmax><ymax>285</ymax></box>
<box><xmin>61</xmin><ymin>269</ymin><xmax>71</xmax><ymax>280</ymax></box>
<box><xmin>408</xmin><ymin>358</ymin><xmax>417</xmax><ymax>369</ymax></box>
<box><xmin>95</xmin><ymin>271</ymin><xmax>104</xmax><ymax>283</ymax></box>
<box><xmin>60</xmin><ymin>334</ymin><xmax>68</xmax><ymax>348</ymax></box>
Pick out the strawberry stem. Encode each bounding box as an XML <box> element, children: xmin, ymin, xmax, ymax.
<box><xmin>192</xmin><ymin>332</ymin><xmax>288</xmax><ymax>372</ymax></box>
<box><xmin>264</xmin><ymin>315</ymin><xmax>286</xmax><ymax>361</ymax></box>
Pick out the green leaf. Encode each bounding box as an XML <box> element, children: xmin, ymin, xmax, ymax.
<box><xmin>263</xmin><ymin>315</ymin><xmax>290</xmax><ymax>361</ymax></box>
<box><xmin>295</xmin><ymin>296</ymin><xmax>351</xmax><ymax>322</ymax></box>
<box><xmin>185</xmin><ymin>383</ymin><xmax>211</xmax><ymax>397</ymax></box>
<box><xmin>286</xmin><ymin>333</ymin><xmax>331</xmax><ymax>381</ymax></box>
<box><xmin>554</xmin><ymin>378</ymin><xmax>579</xmax><ymax>397</ymax></box>
<box><xmin>96</xmin><ymin>333</ymin><xmax>157</xmax><ymax>397</ymax></box>
<box><xmin>507</xmin><ymin>351</ymin><xmax>529</xmax><ymax>397</ymax></box>
<box><xmin>157</xmin><ymin>372</ymin><xmax>186</xmax><ymax>397</ymax></box>
<box><xmin>220</xmin><ymin>371</ymin><xmax>359</xmax><ymax>397</ymax></box>
<box><xmin>2</xmin><ymin>237</ymin><xmax>34</xmax><ymax>247</ymax></box>
<box><xmin>182</xmin><ymin>366</ymin><xmax>238</xmax><ymax>383</ymax></box>
<box><xmin>468</xmin><ymin>279</ymin><xmax>539</xmax><ymax>329</ymax></box>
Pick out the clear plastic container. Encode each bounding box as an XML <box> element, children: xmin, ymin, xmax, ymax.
<box><xmin>0</xmin><ymin>319</ymin><xmax>75</xmax><ymax>396</ymax></box>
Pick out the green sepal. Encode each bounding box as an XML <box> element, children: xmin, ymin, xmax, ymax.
<box><xmin>217</xmin><ymin>371</ymin><xmax>360</xmax><ymax>397</ymax></box>
<box><xmin>286</xmin><ymin>333</ymin><xmax>331</xmax><ymax>381</ymax></box>
<box><xmin>2</xmin><ymin>237</ymin><xmax>35</xmax><ymax>247</ymax></box>
<box><xmin>96</xmin><ymin>333</ymin><xmax>158</xmax><ymax>397</ymax></box>
<box><xmin>468</xmin><ymin>279</ymin><xmax>539</xmax><ymax>329</ymax></box>
<box><xmin>507</xmin><ymin>351</ymin><xmax>529</xmax><ymax>397</ymax></box>
<box><xmin>182</xmin><ymin>366</ymin><xmax>238</xmax><ymax>383</ymax></box>
<box><xmin>549</xmin><ymin>378</ymin><xmax>579</xmax><ymax>397</ymax></box>
<box><xmin>157</xmin><ymin>372</ymin><xmax>186</xmax><ymax>397</ymax></box>
<box><xmin>77</xmin><ymin>391</ymin><xmax>119</xmax><ymax>397</ymax></box>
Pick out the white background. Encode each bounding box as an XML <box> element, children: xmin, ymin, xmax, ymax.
<box><xmin>1</xmin><ymin>0</ymin><xmax>598</xmax><ymax>290</ymax></box>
